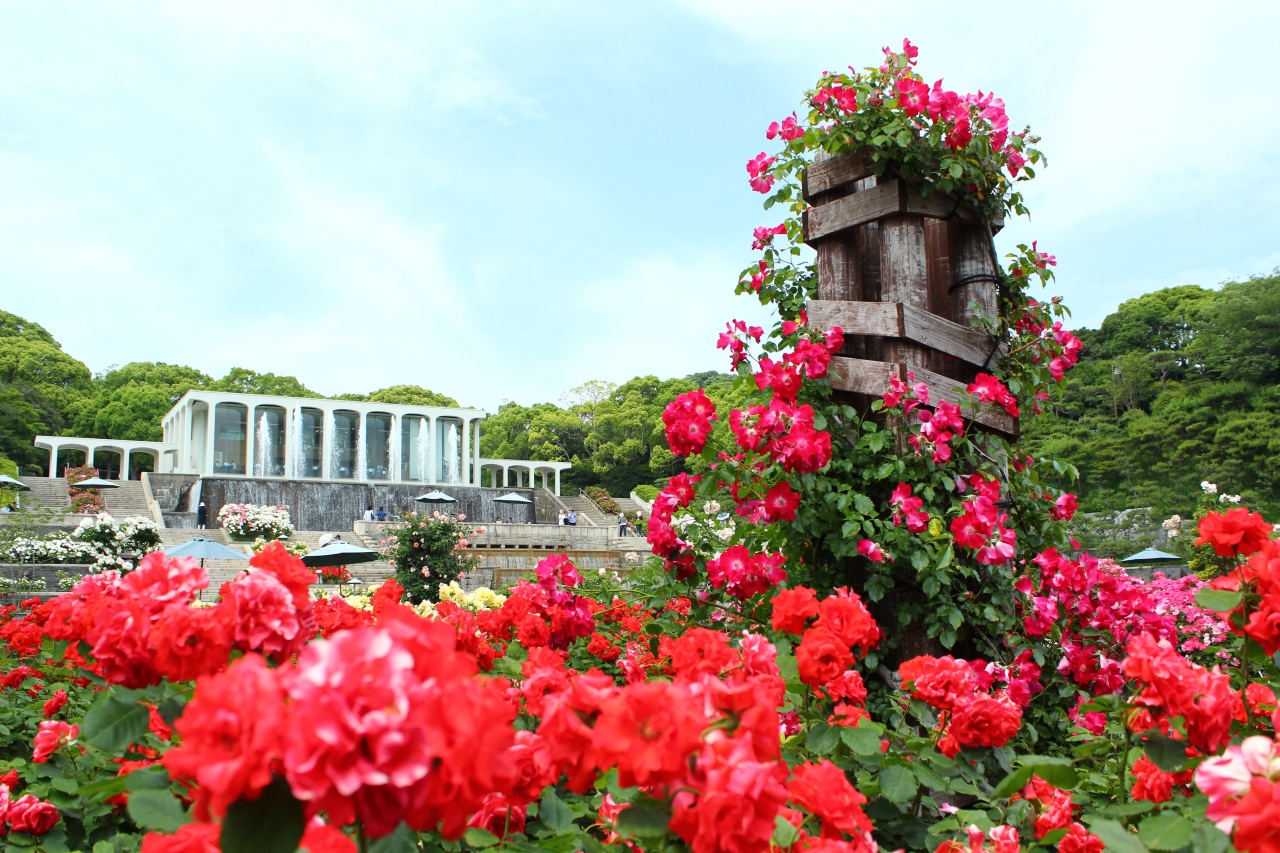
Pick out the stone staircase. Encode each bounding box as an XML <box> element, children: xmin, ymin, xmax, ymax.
<box><xmin>17</xmin><ymin>477</ymin><xmax>71</xmax><ymax>512</ymax></box>
<box><xmin>615</xmin><ymin>496</ymin><xmax>644</xmax><ymax>516</ymax></box>
<box><xmin>560</xmin><ymin>494</ymin><xmax>605</xmax><ymax>526</ymax></box>
<box><xmin>103</xmin><ymin>482</ymin><xmax>152</xmax><ymax>520</ymax></box>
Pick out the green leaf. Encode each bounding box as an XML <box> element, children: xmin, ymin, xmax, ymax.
<box><xmin>773</xmin><ymin>814</ymin><xmax>800</xmax><ymax>849</ymax></box>
<box><xmin>1138</xmin><ymin>814</ymin><xmax>1193</xmax><ymax>851</ymax></box>
<box><xmin>369</xmin><ymin>824</ymin><xmax>419</xmax><ymax>853</ymax></box>
<box><xmin>1085</xmin><ymin>817</ymin><xmax>1149</xmax><ymax>853</ymax></box>
<box><xmin>1194</xmin><ymin>589</ymin><xmax>1241</xmax><ymax>612</ymax></box>
<box><xmin>539</xmin><ymin>788</ymin><xmax>574</xmax><ymax>835</ymax></box>
<box><xmin>123</xmin><ymin>767</ymin><xmax>170</xmax><ymax>791</ymax></box>
<box><xmin>220</xmin><ymin>776</ymin><xmax>305</xmax><ymax>853</ymax></box>
<box><xmin>878</xmin><ymin>765</ymin><xmax>918</xmax><ymax>804</ymax></box>
<box><xmin>80</xmin><ymin>692</ymin><xmax>150</xmax><ymax>754</ymax></box>
<box><xmin>157</xmin><ymin>696</ymin><xmax>187</xmax><ymax>728</ymax></box>
<box><xmin>1016</xmin><ymin>755</ymin><xmax>1079</xmax><ymax>789</ymax></box>
<box><xmin>126</xmin><ymin>789</ymin><xmax>189</xmax><ymax>834</ymax></box>
<box><xmin>464</xmin><ymin>828</ymin><xmax>502</xmax><ymax>848</ymax></box>
<box><xmin>615</xmin><ymin>804</ymin><xmax>670</xmax><ymax>839</ymax></box>
<box><xmin>840</xmin><ymin>724</ymin><xmax>883</xmax><ymax>756</ymax></box>
<box><xmin>1143</xmin><ymin>733</ymin><xmax>1188</xmax><ymax>773</ymax></box>
<box><xmin>806</xmin><ymin>723</ymin><xmax>840</xmax><ymax>756</ymax></box>
<box><xmin>1190</xmin><ymin>824</ymin><xmax>1231</xmax><ymax>853</ymax></box>
<box><xmin>990</xmin><ymin>766</ymin><xmax>1033</xmax><ymax>799</ymax></box>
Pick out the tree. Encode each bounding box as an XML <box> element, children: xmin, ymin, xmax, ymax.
<box><xmin>365</xmin><ymin>385</ymin><xmax>461</xmax><ymax>407</ymax></box>
<box><xmin>72</xmin><ymin>362</ymin><xmax>212</xmax><ymax>439</ymax></box>
<box><xmin>1195</xmin><ymin>273</ymin><xmax>1280</xmax><ymax>383</ymax></box>
<box><xmin>0</xmin><ymin>310</ymin><xmax>58</xmax><ymax>346</ymax></box>
<box><xmin>0</xmin><ymin>337</ymin><xmax>93</xmax><ymax>438</ymax></box>
<box><xmin>210</xmin><ymin>368</ymin><xmax>322</xmax><ymax>398</ymax></box>
<box><xmin>0</xmin><ymin>389</ymin><xmax>42</xmax><ymax>470</ymax></box>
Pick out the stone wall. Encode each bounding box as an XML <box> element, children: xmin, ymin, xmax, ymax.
<box><xmin>146</xmin><ymin>473</ymin><xmax>201</xmax><ymax>512</ymax></box>
<box><xmin>199</xmin><ymin>479</ymin><xmax>536</xmax><ymax>533</ymax></box>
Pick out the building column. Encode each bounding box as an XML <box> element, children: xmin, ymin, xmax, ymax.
<box><xmin>46</xmin><ymin>443</ymin><xmax>58</xmax><ymax>478</ymax></box>
<box><xmin>427</xmin><ymin>416</ymin><xmax>438</xmax><ymax>484</ymax></box>
<box><xmin>205</xmin><ymin>404</ymin><xmax>216</xmax><ymax>476</ymax></box>
<box><xmin>502</xmin><ymin>466</ymin><xmax>509</xmax><ymax>487</ymax></box>
<box><xmin>245</xmin><ymin>408</ymin><xmax>256</xmax><ymax>478</ymax></box>
<box><xmin>389</xmin><ymin>414</ymin><xmax>401</xmax><ymax>482</ymax></box>
<box><xmin>461</xmin><ymin>417</ymin><xmax>471</xmax><ymax>486</ymax></box>
<box><xmin>284</xmin><ymin>407</ymin><xmax>295</xmax><ymax>479</ymax></box>
<box><xmin>473</xmin><ymin>419</ymin><xmax>482</xmax><ymax>488</ymax></box>
<box><xmin>320</xmin><ymin>406</ymin><xmax>333</xmax><ymax>481</ymax></box>
<box><xmin>554</xmin><ymin>469</ymin><xmax>561</xmax><ymax>496</ymax></box>
<box><xmin>121</xmin><ymin>449</ymin><xmax>131</xmax><ymax>481</ymax></box>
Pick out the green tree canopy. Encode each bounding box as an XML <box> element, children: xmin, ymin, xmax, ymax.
<box><xmin>209</xmin><ymin>368</ymin><xmax>322</xmax><ymax>398</ymax></box>
<box><xmin>364</xmin><ymin>385</ymin><xmax>460</xmax><ymax>408</ymax></box>
<box><xmin>0</xmin><ymin>310</ymin><xmax>58</xmax><ymax>346</ymax></box>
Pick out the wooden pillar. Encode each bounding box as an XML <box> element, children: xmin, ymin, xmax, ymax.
<box><xmin>949</xmin><ymin>222</ymin><xmax>999</xmax><ymax>330</ymax></box>
<box><xmin>878</xmin><ymin>214</ymin><xmax>931</xmax><ymax>373</ymax></box>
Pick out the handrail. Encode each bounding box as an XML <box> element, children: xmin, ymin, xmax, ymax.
<box><xmin>577</xmin><ymin>489</ymin><xmax>612</xmax><ymax>523</ymax></box>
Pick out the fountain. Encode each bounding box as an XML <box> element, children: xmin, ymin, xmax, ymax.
<box><xmin>329</xmin><ymin>411</ymin><xmax>339</xmax><ymax>478</ymax></box>
<box><xmin>415</xmin><ymin>420</ymin><xmax>429</xmax><ymax>482</ymax></box>
<box><xmin>444</xmin><ymin>422</ymin><xmax>459</xmax><ymax>483</ymax></box>
<box><xmin>255</xmin><ymin>412</ymin><xmax>272</xmax><ymax>477</ymax></box>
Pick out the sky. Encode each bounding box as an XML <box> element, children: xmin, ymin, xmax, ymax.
<box><xmin>1</xmin><ymin>1</ymin><xmax>1278</xmax><ymax>412</ymax></box>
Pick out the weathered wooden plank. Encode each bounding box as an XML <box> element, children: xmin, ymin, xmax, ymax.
<box><xmin>804</xmin><ymin>149</ymin><xmax>880</xmax><ymax>199</ymax></box>
<box><xmin>828</xmin><ymin>356</ymin><xmax>899</xmax><ymax>397</ymax></box>
<box><xmin>903</xmin><ymin>186</ymin><xmax>1005</xmax><ymax>233</ymax></box>
<box><xmin>807</xmin><ymin>300</ymin><xmax>901</xmax><ymax>338</ymax></box>
<box><xmin>826</xmin><ymin>357</ymin><xmax>1017</xmax><ymax>434</ymax></box>
<box><xmin>809</xmin><ymin>300</ymin><xmax>999</xmax><ymax>370</ymax></box>
<box><xmin>901</xmin><ymin>304</ymin><xmax>998</xmax><ymax>370</ymax></box>
<box><xmin>879</xmin><ymin>215</ymin><xmax>931</xmax><ymax>372</ymax></box>
<box><xmin>816</xmin><ymin>236</ymin><xmax>860</xmax><ymax>302</ymax></box>
<box><xmin>803</xmin><ymin>179</ymin><xmax>902</xmax><ymax>243</ymax></box>
<box><xmin>948</xmin><ymin>221</ymin><xmax>999</xmax><ymax>328</ymax></box>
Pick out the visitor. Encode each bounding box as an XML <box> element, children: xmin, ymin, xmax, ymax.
<box><xmin>618</xmin><ymin>512</ymin><xmax>628</xmax><ymax>536</ymax></box>
<box><xmin>567</xmin><ymin>510</ymin><xmax>577</xmax><ymax>526</ymax></box>
<box><xmin>375</xmin><ymin>506</ymin><xmax>388</xmax><ymax>522</ymax></box>
<box><xmin>558</xmin><ymin>510</ymin><xmax>567</xmax><ymax>526</ymax></box>
<box><xmin>634</xmin><ymin>511</ymin><xmax>645</xmax><ymax>536</ymax></box>
<box><xmin>362</xmin><ymin>506</ymin><xmax>375</xmax><ymax>522</ymax></box>
<box><xmin>197</xmin><ymin>501</ymin><xmax>207</xmax><ymax>528</ymax></box>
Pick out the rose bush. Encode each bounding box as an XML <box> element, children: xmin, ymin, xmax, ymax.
<box><xmin>216</xmin><ymin>503</ymin><xmax>294</xmax><ymax>541</ymax></box>
<box><xmin>0</xmin><ymin>40</ymin><xmax>1271</xmax><ymax>853</ymax></box>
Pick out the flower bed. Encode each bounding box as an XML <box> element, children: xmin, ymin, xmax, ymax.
<box><xmin>0</xmin><ymin>513</ymin><xmax>161</xmax><ymax>572</ymax></box>
<box><xmin>65</xmin><ymin>464</ymin><xmax>103</xmax><ymax>514</ymax></box>
<box><xmin>217</xmin><ymin>502</ymin><xmax>294</xmax><ymax>540</ymax></box>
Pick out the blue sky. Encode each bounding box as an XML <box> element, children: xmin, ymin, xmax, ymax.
<box><xmin>2</xmin><ymin>1</ymin><xmax>1278</xmax><ymax>412</ymax></box>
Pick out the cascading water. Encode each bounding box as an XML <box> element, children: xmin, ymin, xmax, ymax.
<box><xmin>444</xmin><ymin>423</ymin><xmax>459</xmax><ymax>483</ymax></box>
<box><xmin>255</xmin><ymin>413</ymin><xmax>272</xmax><ymax>477</ymax></box>
<box><xmin>329</xmin><ymin>411</ymin><xmax>339</xmax><ymax>478</ymax></box>
<box><xmin>415</xmin><ymin>421</ymin><xmax>429</xmax><ymax>482</ymax></box>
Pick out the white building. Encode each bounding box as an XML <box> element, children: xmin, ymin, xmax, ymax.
<box><xmin>157</xmin><ymin>390</ymin><xmax>570</xmax><ymax>492</ymax></box>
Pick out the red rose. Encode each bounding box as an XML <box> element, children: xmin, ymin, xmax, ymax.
<box><xmin>816</xmin><ymin>588</ymin><xmax>880</xmax><ymax>654</ymax></box>
<box><xmin>1197</xmin><ymin>508</ymin><xmax>1274</xmax><ymax>557</ymax></box>
<box><xmin>796</xmin><ymin>625</ymin><xmax>853</xmax><ymax>688</ymax></box>
<box><xmin>41</xmin><ymin>689</ymin><xmax>68</xmax><ymax>719</ymax></box>
<box><xmin>1057</xmin><ymin>824</ymin><xmax>1104</xmax><ymax>853</ymax></box>
<box><xmin>32</xmin><ymin>720</ymin><xmax>77</xmax><ymax>764</ymax></box>
<box><xmin>516</xmin><ymin>614</ymin><xmax>551</xmax><ymax>648</ymax></box>
<box><xmin>948</xmin><ymin>693</ymin><xmax>1022</xmax><ymax>748</ymax></box>
<box><xmin>669</xmin><ymin>628</ymin><xmax>738</xmax><ymax>679</ymax></box>
<box><xmin>163</xmin><ymin>654</ymin><xmax>285</xmax><ymax>820</ymax></box>
<box><xmin>770</xmin><ymin>586</ymin><xmax>819</xmax><ymax>635</ymax></box>
<box><xmin>149</xmin><ymin>604</ymin><xmax>233</xmax><ymax>682</ymax></box>
<box><xmin>6</xmin><ymin>794</ymin><xmax>60</xmax><ymax>835</ymax></box>
<box><xmin>898</xmin><ymin>655</ymin><xmax>977</xmax><ymax>713</ymax></box>
<box><xmin>786</xmin><ymin>759</ymin><xmax>872</xmax><ymax>836</ymax></box>
<box><xmin>591</xmin><ymin>681</ymin><xmax>707</xmax><ymax>788</ymax></box>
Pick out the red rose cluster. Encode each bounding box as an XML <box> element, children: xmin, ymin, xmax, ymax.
<box><xmin>0</xmin><ymin>782</ymin><xmax>60</xmax><ymax>837</ymax></box>
<box><xmin>1209</xmin><ymin>535</ymin><xmax>1280</xmax><ymax>654</ymax></box>
<box><xmin>1011</xmin><ymin>776</ymin><xmax>1102</xmax><ymax>853</ymax></box>
<box><xmin>1123</xmin><ymin>633</ymin><xmax>1234</xmax><ymax>755</ymax></box>
<box><xmin>662</xmin><ymin>389</ymin><xmax>718</xmax><ymax>456</ymax></box>
<box><xmin>897</xmin><ymin>655</ymin><xmax>1027</xmax><ymax>757</ymax></box>
<box><xmin>948</xmin><ymin>476</ymin><xmax>1016</xmax><ymax>566</ymax></box>
<box><xmin>966</xmin><ymin>373</ymin><xmax>1019</xmax><ymax>419</ymax></box>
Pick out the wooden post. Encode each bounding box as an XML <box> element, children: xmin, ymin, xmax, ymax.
<box><xmin>948</xmin><ymin>222</ymin><xmax>999</xmax><ymax>332</ymax></box>
<box><xmin>878</xmin><ymin>214</ymin><xmax>931</xmax><ymax>374</ymax></box>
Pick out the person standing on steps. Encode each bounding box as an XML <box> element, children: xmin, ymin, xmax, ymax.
<box><xmin>567</xmin><ymin>510</ymin><xmax>577</xmax><ymax>526</ymax></box>
<box><xmin>618</xmin><ymin>512</ymin><xmax>628</xmax><ymax>536</ymax></box>
<box><xmin>558</xmin><ymin>510</ymin><xmax>567</xmax><ymax>526</ymax></box>
<box><xmin>197</xmin><ymin>501</ymin><xmax>207</xmax><ymax>529</ymax></box>
<box><xmin>362</xmin><ymin>506</ymin><xmax>375</xmax><ymax>522</ymax></box>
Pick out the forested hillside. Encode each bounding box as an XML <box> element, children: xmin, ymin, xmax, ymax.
<box><xmin>1025</xmin><ymin>273</ymin><xmax>1280</xmax><ymax>517</ymax></box>
<box><xmin>6</xmin><ymin>273</ymin><xmax>1279</xmax><ymax>509</ymax></box>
